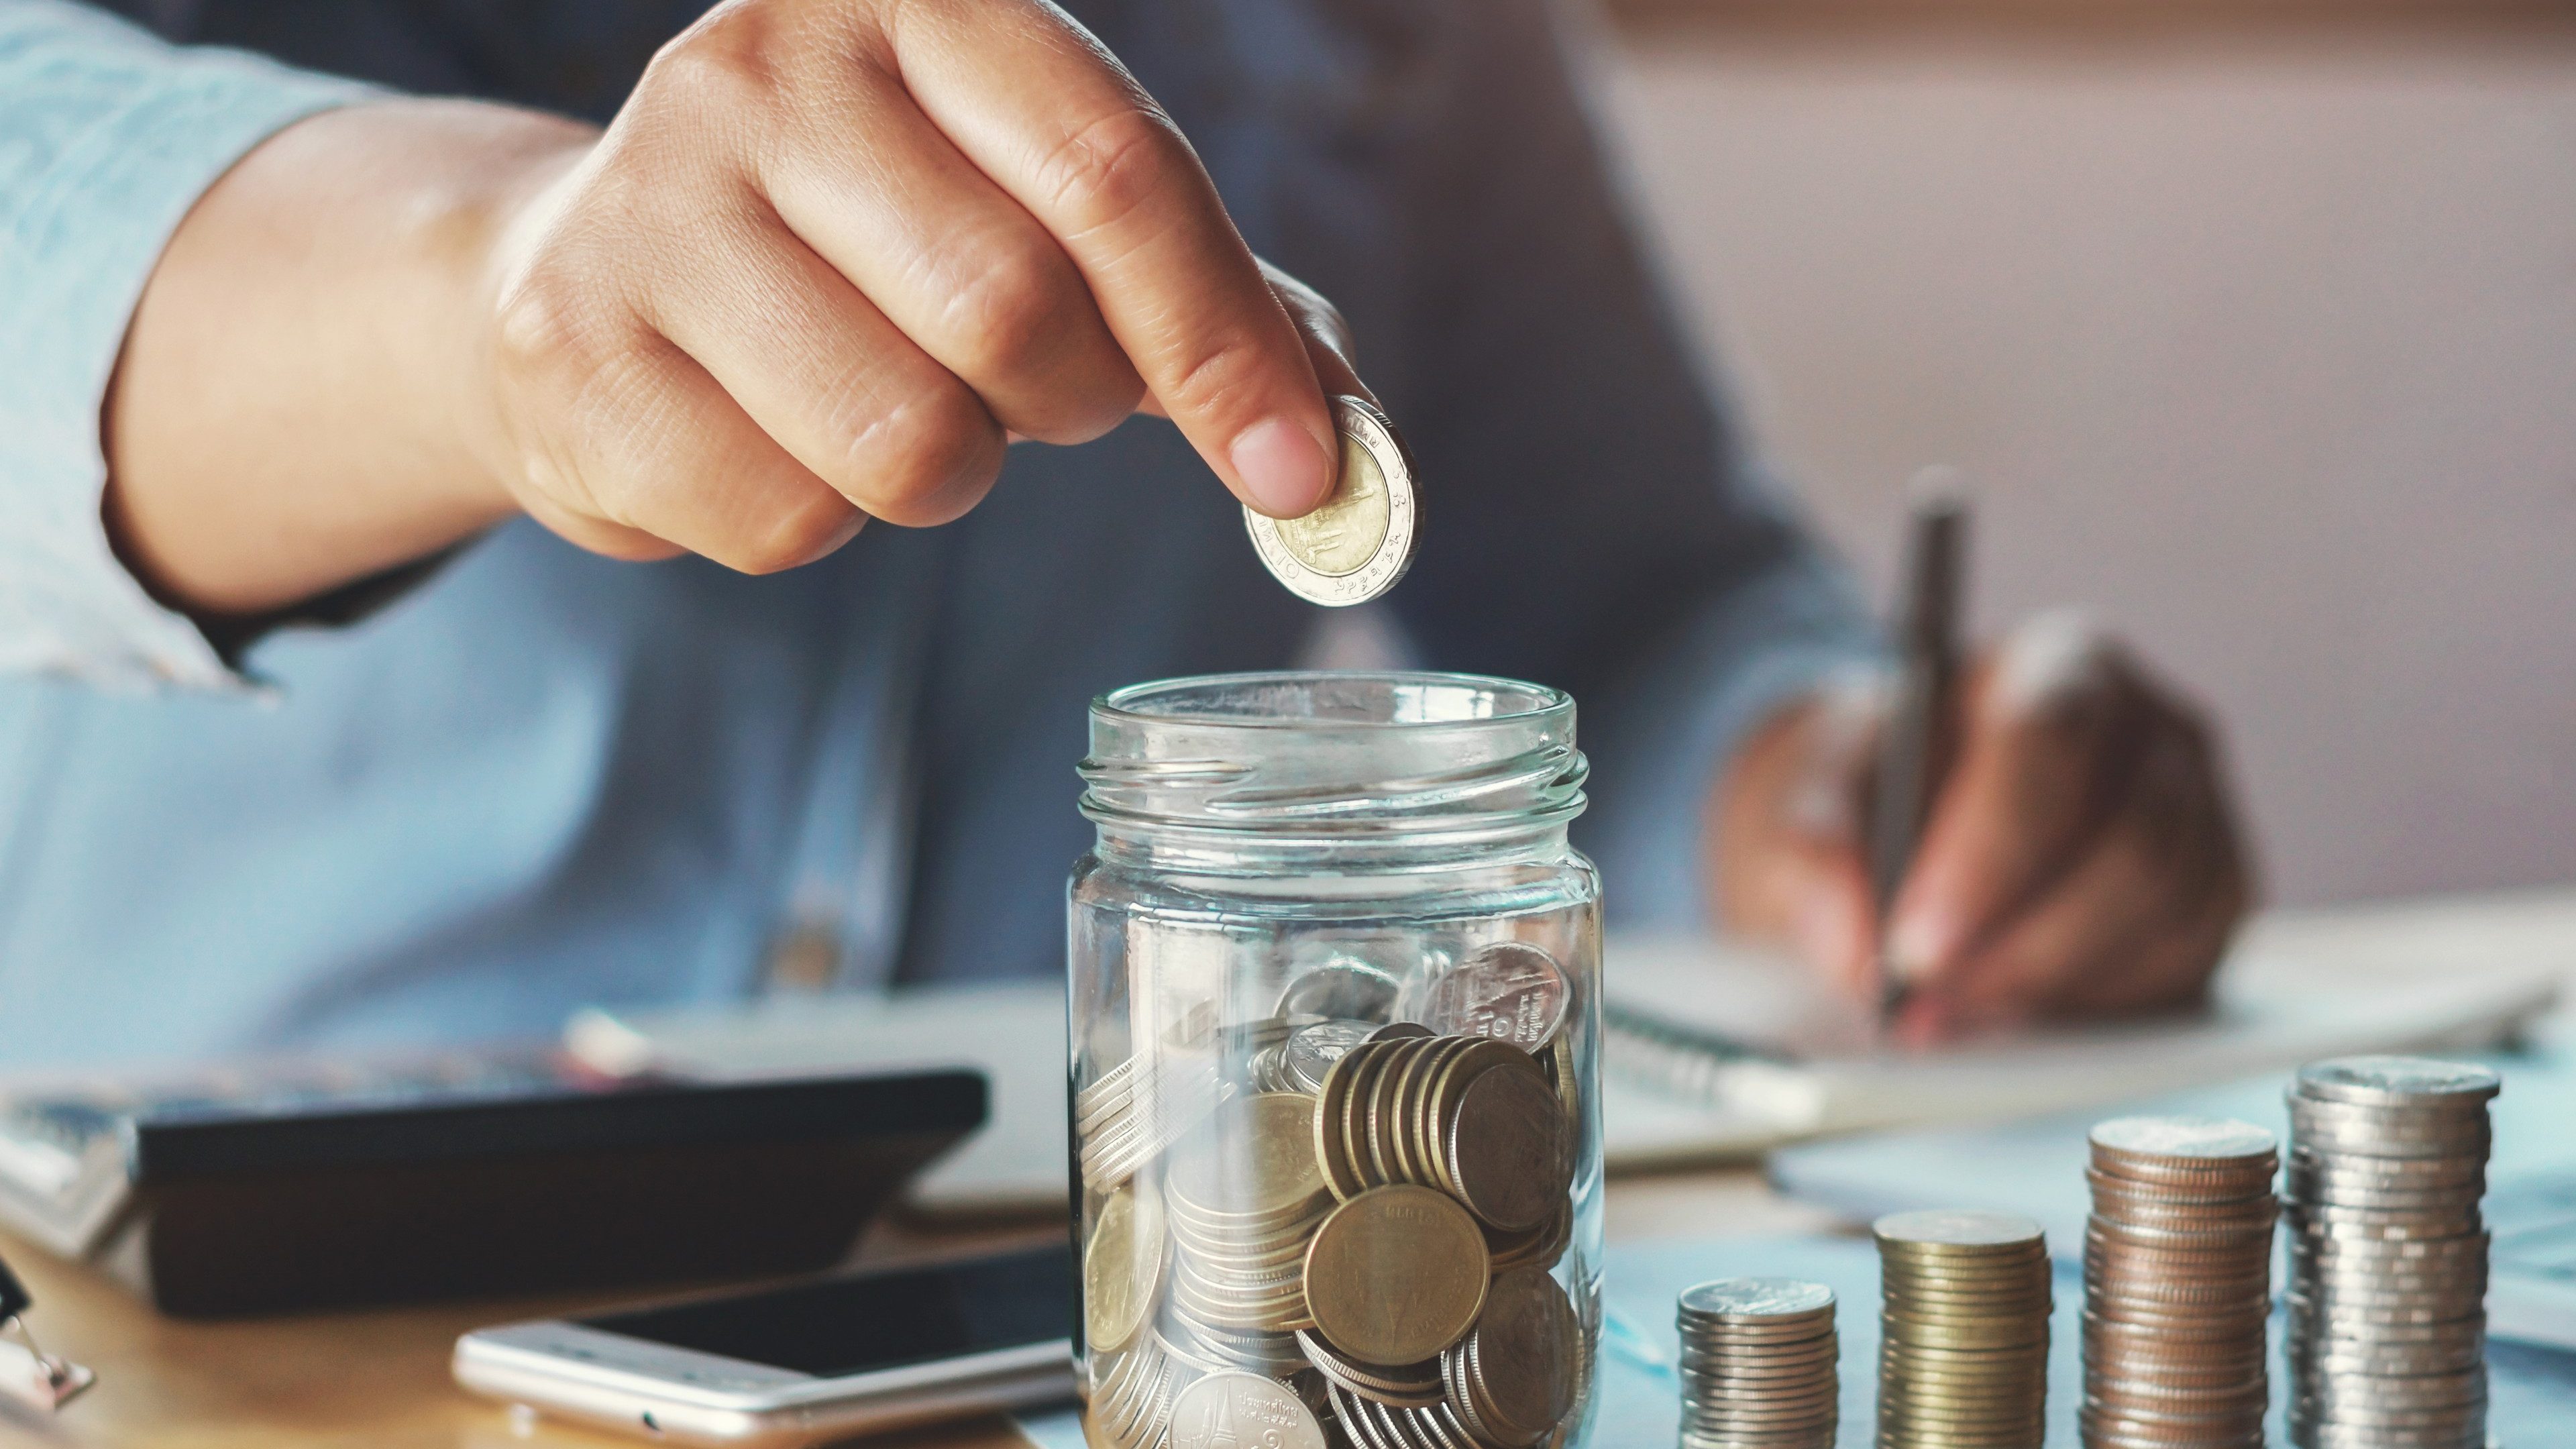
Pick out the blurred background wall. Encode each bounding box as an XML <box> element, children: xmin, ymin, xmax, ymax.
<box><xmin>1586</xmin><ymin>5</ymin><xmax>2576</xmax><ymax>906</ymax></box>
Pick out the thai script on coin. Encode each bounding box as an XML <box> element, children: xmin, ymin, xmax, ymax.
<box><xmin>1418</xmin><ymin>943</ymin><xmax>1569</xmax><ymax>1051</ymax></box>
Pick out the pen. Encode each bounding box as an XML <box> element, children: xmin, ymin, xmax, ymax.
<box><xmin>1868</xmin><ymin>472</ymin><xmax>1968</xmax><ymax>1024</ymax></box>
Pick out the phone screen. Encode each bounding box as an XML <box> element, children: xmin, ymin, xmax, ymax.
<box><xmin>578</xmin><ymin>1243</ymin><xmax>1072</xmax><ymax>1379</ymax></box>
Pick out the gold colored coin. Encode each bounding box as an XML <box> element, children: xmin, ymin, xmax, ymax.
<box><xmin>1458</xmin><ymin>1265</ymin><xmax>1580</xmax><ymax>1444</ymax></box>
<box><xmin>1242</xmin><ymin>396</ymin><xmax>1420</xmax><ymax>607</ymax></box>
<box><xmin>1171</xmin><ymin>1091</ymin><xmax>1324</xmax><ymax>1219</ymax></box>
<box><xmin>1274</xmin><ymin>429</ymin><xmax>1391</xmax><ymax>578</ymax></box>
<box><xmin>1084</xmin><ymin>1182</ymin><xmax>1165</xmax><ymax>1353</ymax></box>
<box><xmin>1302</xmin><ymin>1185</ymin><xmax>1489</xmax><ymax>1365</ymax></box>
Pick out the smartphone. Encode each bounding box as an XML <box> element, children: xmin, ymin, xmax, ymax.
<box><xmin>453</xmin><ymin>1242</ymin><xmax>1075</xmax><ymax>1446</ymax></box>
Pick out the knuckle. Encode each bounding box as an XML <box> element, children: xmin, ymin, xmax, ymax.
<box><xmin>734</xmin><ymin>490</ymin><xmax>860</xmax><ymax>576</ymax></box>
<box><xmin>491</xmin><ymin>268</ymin><xmax>607</xmax><ymax>380</ymax></box>
<box><xmin>1038</xmin><ymin>105</ymin><xmax>1186</xmax><ymax>235</ymax></box>
<box><xmin>1159</xmin><ymin>333</ymin><xmax>1269</xmax><ymax>421</ymax></box>
<box><xmin>941</xmin><ymin>243</ymin><xmax>1069</xmax><ymax>381</ymax></box>
<box><xmin>641</xmin><ymin>7</ymin><xmax>785</xmax><ymax>113</ymax></box>
<box><xmin>847</xmin><ymin>383</ymin><xmax>1002</xmax><ymax>523</ymax></box>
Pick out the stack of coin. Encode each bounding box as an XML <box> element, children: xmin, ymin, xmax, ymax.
<box><xmin>1079</xmin><ymin>1046</ymin><xmax>1228</xmax><ymax>1194</ymax></box>
<box><xmin>2282</xmin><ymin>1055</ymin><xmax>2500</xmax><ymax>1449</ymax></box>
<box><xmin>1311</xmin><ymin>1034</ymin><xmax>1572</xmax><ymax>1234</ymax></box>
<box><xmin>1087</xmin><ymin>1337</ymin><xmax>1187</xmax><ymax>1449</ymax></box>
<box><xmin>1674</xmin><ymin>1277</ymin><xmax>1839</xmax><ymax>1449</ymax></box>
<box><xmin>1319</xmin><ymin>1265</ymin><xmax>1580</xmax><ymax>1449</ymax></box>
<box><xmin>2080</xmin><ymin>1116</ymin><xmax>2279</xmax><ymax>1448</ymax></box>
<box><xmin>1166</xmin><ymin>1092</ymin><xmax>1333</xmax><ymax>1335</ymax></box>
<box><xmin>1874</xmin><ymin>1209</ymin><xmax>2052</xmax><ymax>1449</ymax></box>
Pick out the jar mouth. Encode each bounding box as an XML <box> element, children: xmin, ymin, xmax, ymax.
<box><xmin>1096</xmin><ymin>672</ymin><xmax>1570</xmax><ymax>733</ymax></box>
<box><xmin>1083</xmin><ymin>672</ymin><xmax>1585</xmax><ymax>847</ymax></box>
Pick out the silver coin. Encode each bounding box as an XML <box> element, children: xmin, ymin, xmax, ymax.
<box><xmin>1680</xmin><ymin>1278</ymin><xmax>1836</xmax><ymax>1323</ymax></box>
<box><xmin>1279</xmin><ymin>1019</ymin><xmax>1376</xmax><ymax>1094</ymax></box>
<box><xmin>1242</xmin><ymin>396</ymin><xmax>1419</xmax><ymax>608</ymax></box>
<box><xmin>1277</xmin><ymin>957</ymin><xmax>1401</xmax><ymax>1024</ymax></box>
<box><xmin>2293</xmin><ymin>1056</ymin><xmax>2502</xmax><ymax>1110</ymax></box>
<box><xmin>2090</xmin><ymin>1115</ymin><xmax>2277</xmax><ymax>1164</ymax></box>
<box><xmin>1417</xmin><ymin>942</ymin><xmax>1569</xmax><ymax>1051</ymax></box>
<box><xmin>1166</xmin><ymin>1370</ymin><xmax>1328</xmax><ymax>1449</ymax></box>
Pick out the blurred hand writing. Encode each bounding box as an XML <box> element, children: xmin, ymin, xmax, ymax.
<box><xmin>1710</xmin><ymin>612</ymin><xmax>2253</xmax><ymax>1044</ymax></box>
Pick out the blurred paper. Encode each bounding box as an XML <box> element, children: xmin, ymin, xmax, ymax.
<box><xmin>1598</xmin><ymin>933</ymin><xmax>2561</xmax><ymax>1169</ymax></box>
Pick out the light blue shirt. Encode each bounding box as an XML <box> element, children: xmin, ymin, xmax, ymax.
<box><xmin>0</xmin><ymin>0</ymin><xmax>1878</xmax><ymax>1069</ymax></box>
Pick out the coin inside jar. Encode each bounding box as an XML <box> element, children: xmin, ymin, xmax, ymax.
<box><xmin>1169</xmin><ymin>1091</ymin><xmax>1326</xmax><ymax>1219</ymax></box>
<box><xmin>1441</xmin><ymin>1051</ymin><xmax>1570</xmax><ymax>1232</ymax></box>
<box><xmin>1444</xmin><ymin>1266</ymin><xmax>1578</xmax><ymax>1448</ymax></box>
<box><xmin>1243</xmin><ymin>396</ymin><xmax>1418</xmax><ymax>607</ymax></box>
<box><xmin>1085</xmin><ymin>1181</ymin><xmax>1167</xmax><ymax>1353</ymax></box>
<box><xmin>1277</xmin><ymin>957</ymin><xmax>1401</xmax><ymax>1023</ymax></box>
<box><xmin>1417</xmin><ymin>942</ymin><xmax>1569</xmax><ymax>1051</ymax></box>
<box><xmin>1301</xmin><ymin>1185</ymin><xmax>1489</xmax><ymax>1365</ymax></box>
<box><xmin>1165</xmin><ymin>1370</ymin><xmax>1330</xmax><ymax>1449</ymax></box>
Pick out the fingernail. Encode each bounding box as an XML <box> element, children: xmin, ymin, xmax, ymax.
<box><xmin>1229</xmin><ymin>416</ymin><xmax>1334</xmax><ymax>517</ymax></box>
<box><xmin>1887</xmin><ymin>912</ymin><xmax>1947</xmax><ymax>981</ymax></box>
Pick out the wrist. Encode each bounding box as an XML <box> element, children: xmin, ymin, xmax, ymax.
<box><xmin>105</xmin><ymin>101</ymin><xmax>600</xmax><ymax>614</ymax></box>
<box><xmin>418</xmin><ymin>107</ymin><xmax>599</xmax><ymax>521</ymax></box>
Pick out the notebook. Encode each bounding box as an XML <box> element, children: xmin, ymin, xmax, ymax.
<box><xmin>1595</xmin><ymin>934</ymin><xmax>2561</xmax><ymax>1167</ymax></box>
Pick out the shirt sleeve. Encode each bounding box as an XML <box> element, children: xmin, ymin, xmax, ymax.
<box><xmin>0</xmin><ymin>0</ymin><xmax>376</xmax><ymax>691</ymax></box>
<box><xmin>1381</xmin><ymin>0</ymin><xmax>1884</xmax><ymax>931</ymax></box>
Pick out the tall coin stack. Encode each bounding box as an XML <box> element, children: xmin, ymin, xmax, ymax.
<box><xmin>2080</xmin><ymin>1115</ymin><xmax>2279</xmax><ymax>1449</ymax></box>
<box><xmin>1674</xmin><ymin>1278</ymin><xmax>1839</xmax><ymax>1449</ymax></box>
<box><xmin>1874</xmin><ymin>1210</ymin><xmax>2052</xmax><ymax>1449</ymax></box>
<box><xmin>2283</xmin><ymin>1056</ymin><xmax>2500</xmax><ymax>1449</ymax></box>
<box><xmin>1078</xmin><ymin>943</ymin><xmax>1589</xmax><ymax>1449</ymax></box>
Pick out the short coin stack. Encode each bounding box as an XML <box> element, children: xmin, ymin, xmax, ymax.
<box><xmin>1674</xmin><ymin>1277</ymin><xmax>1839</xmax><ymax>1448</ymax></box>
<box><xmin>1874</xmin><ymin>1209</ymin><xmax>2052</xmax><ymax>1449</ymax></box>
<box><xmin>2283</xmin><ymin>1055</ymin><xmax>2500</xmax><ymax>1449</ymax></box>
<box><xmin>2080</xmin><ymin>1115</ymin><xmax>2279</xmax><ymax>1448</ymax></box>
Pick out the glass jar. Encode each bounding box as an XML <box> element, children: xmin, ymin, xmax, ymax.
<box><xmin>1069</xmin><ymin>672</ymin><xmax>1602</xmax><ymax>1449</ymax></box>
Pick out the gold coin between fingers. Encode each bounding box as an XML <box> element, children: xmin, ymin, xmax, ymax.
<box><xmin>1244</xmin><ymin>396</ymin><xmax>1419</xmax><ymax>607</ymax></box>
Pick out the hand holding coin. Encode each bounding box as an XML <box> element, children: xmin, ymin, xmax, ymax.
<box><xmin>1246</xmin><ymin>397</ymin><xmax>1420</xmax><ymax>607</ymax></box>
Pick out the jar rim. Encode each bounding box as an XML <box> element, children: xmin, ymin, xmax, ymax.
<box><xmin>1093</xmin><ymin>670</ymin><xmax>1572</xmax><ymax>733</ymax></box>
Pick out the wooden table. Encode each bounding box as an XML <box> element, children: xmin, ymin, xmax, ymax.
<box><xmin>0</xmin><ymin>1170</ymin><xmax>1835</xmax><ymax>1449</ymax></box>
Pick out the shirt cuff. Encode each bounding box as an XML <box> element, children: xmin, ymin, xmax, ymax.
<box><xmin>1576</xmin><ymin>546</ymin><xmax>1885</xmax><ymax>934</ymax></box>
<box><xmin>0</xmin><ymin>7</ymin><xmax>378</xmax><ymax>690</ymax></box>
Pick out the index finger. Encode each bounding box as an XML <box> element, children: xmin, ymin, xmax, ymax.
<box><xmin>1884</xmin><ymin>624</ymin><xmax>2149</xmax><ymax>986</ymax></box>
<box><xmin>891</xmin><ymin>0</ymin><xmax>1338</xmax><ymax>517</ymax></box>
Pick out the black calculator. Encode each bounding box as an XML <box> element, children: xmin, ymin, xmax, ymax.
<box><xmin>0</xmin><ymin>1047</ymin><xmax>982</xmax><ymax>1318</ymax></box>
